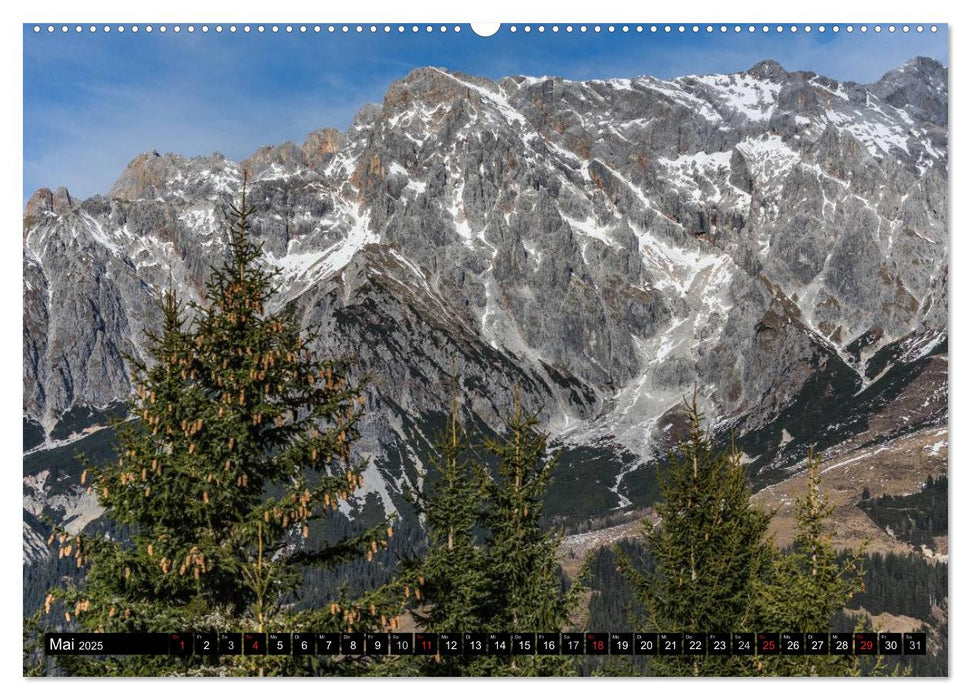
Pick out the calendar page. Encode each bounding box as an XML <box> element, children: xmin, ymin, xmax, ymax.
<box><xmin>22</xmin><ymin>21</ymin><xmax>948</xmax><ymax>678</ymax></box>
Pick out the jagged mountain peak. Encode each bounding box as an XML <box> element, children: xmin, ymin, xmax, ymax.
<box><xmin>242</xmin><ymin>141</ymin><xmax>308</xmax><ymax>178</ymax></box>
<box><xmin>108</xmin><ymin>149</ymin><xmax>241</xmax><ymax>202</ymax></box>
<box><xmin>24</xmin><ymin>186</ymin><xmax>75</xmax><ymax>221</ymax></box>
<box><xmin>382</xmin><ymin>66</ymin><xmax>483</xmax><ymax>111</ymax></box>
<box><xmin>745</xmin><ymin>59</ymin><xmax>790</xmax><ymax>82</ymax></box>
<box><xmin>892</xmin><ymin>55</ymin><xmax>946</xmax><ymax>79</ymax></box>
<box><xmin>870</xmin><ymin>56</ymin><xmax>947</xmax><ymax>126</ymax></box>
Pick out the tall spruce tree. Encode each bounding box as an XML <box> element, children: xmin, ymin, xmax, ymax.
<box><xmin>37</xmin><ymin>183</ymin><xmax>399</xmax><ymax>676</ymax></box>
<box><xmin>617</xmin><ymin>398</ymin><xmax>771</xmax><ymax>676</ymax></box>
<box><xmin>409</xmin><ymin>396</ymin><xmax>489</xmax><ymax>634</ymax></box>
<box><xmin>476</xmin><ymin>399</ymin><xmax>580</xmax><ymax>676</ymax></box>
<box><xmin>755</xmin><ymin>452</ymin><xmax>868</xmax><ymax>676</ymax></box>
<box><xmin>391</xmin><ymin>394</ymin><xmax>491</xmax><ymax>676</ymax></box>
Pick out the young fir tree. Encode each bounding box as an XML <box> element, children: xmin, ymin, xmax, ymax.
<box><xmin>392</xmin><ymin>393</ymin><xmax>491</xmax><ymax>676</ymax></box>
<box><xmin>617</xmin><ymin>397</ymin><xmax>771</xmax><ymax>677</ymax></box>
<box><xmin>755</xmin><ymin>452</ymin><xmax>871</xmax><ymax>676</ymax></box>
<box><xmin>412</xmin><ymin>397</ymin><xmax>489</xmax><ymax>631</ymax></box>
<box><xmin>475</xmin><ymin>399</ymin><xmax>581</xmax><ymax>676</ymax></box>
<box><xmin>36</xmin><ymin>183</ymin><xmax>400</xmax><ymax>676</ymax></box>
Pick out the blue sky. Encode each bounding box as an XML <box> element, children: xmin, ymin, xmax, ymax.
<box><xmin>23</xmin><ymin>24</ymin><xmax>947</xmax><ymax>204</ymax></box>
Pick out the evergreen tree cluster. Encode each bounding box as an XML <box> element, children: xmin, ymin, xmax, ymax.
<box><xmin>858</xmin><ymin>474</ymin><xmax>948</xmax><ymax>549</ymax></box>
<box><xmin>845</xmin><ymin>551</ymin><xmax>948</xmax><ymax>621</ymax></box>
<box><xmin>396</xmin><ymin>397</ymin><xmax>581</xmax><ymax>676</ymax></box>
<box><xmin>596</xmin><ymin>410</ymin><xmax>937</xmax><ymax>677</ymax></box>
<box><xmin>586</xmin><ymin>540</ymin><xmax>650</xmax><ymax>634</ymax></box>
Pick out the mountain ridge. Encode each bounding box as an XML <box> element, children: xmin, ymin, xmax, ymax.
<box><xmin>23</xmin><ymin>57</ymin><xmax>947</xmax><ymax>549</ymax></box>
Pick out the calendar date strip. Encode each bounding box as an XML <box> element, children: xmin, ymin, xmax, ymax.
<box><xmin>45</xmin><ymin>631</ymin><xmax>926</xmax><ymax>657</ymax></box>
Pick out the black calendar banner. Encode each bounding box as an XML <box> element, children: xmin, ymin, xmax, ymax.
<box><xmin>44</xmin><ymin>632</ymin><xmax>926</xmax><ymax>656</ymax></box>
<box><xmin>45</xmin><ymin>633</ymin><xmax>170</xmax><ymax>656</ymax></box>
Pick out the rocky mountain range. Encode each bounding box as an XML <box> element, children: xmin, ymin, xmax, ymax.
<box><xmin>23</xmin><ymin>56</ymin><xmax>948</xmax><ymax>559</ymax></box>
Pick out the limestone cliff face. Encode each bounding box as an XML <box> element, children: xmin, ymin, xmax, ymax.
<box><xmin>22</xmin><ymin>58</ymin><xmax>948</xmax><ymax>530</ymax></box>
